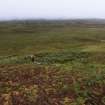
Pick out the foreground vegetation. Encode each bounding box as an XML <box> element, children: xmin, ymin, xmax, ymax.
<box><xmin>1</xmin><ymin>64</ymin><xmax>105</xmax><ymax>105</ymax></box>
<box><xmin>1</xmin><ymin>20</ymin><xmax>105</xmax><ymax>104</ymax></box>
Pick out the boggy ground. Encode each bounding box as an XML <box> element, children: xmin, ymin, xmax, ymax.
<box><xmin>1</xmin><ymin>20</ymin><xmax>105</xmax><ymax>105</ymax></box>
<box><xmin>0</xmin><ymin>64</ymin><xmax>105</xmax><ymax>105</ymax></box>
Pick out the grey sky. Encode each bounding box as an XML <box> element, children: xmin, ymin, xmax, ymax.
<box><xmin>0</xmin><ymin>0</ymin><xmax>105</xmax><ymax>20</ymax></box>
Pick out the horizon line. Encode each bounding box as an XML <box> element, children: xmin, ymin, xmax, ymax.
<box><xmin>0</xmin><ymin>17</ymin><xmax>105</xmax><ymax>21</ymax></box>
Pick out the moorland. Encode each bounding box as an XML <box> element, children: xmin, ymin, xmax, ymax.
<box><xmin>1</xmin><ymin>19</ymin><xmax>105</xmax><ymax>105</ymax></box>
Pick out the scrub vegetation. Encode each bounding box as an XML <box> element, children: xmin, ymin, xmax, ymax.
<box><xmin>1</xmin><ymin>20</ymin><xmax>105</xmax><ymax>105</ymax></box>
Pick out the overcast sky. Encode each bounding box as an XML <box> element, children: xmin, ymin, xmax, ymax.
<box><xmin>0</xmin><ymin>0</ymin><xmax>105</xmax><ymax>20</ymax></box>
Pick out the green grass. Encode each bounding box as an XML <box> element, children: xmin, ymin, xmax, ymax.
<box><xmin>0</xmin><ymin>21</ymin><xmax>105</xmax><ymax>64</ymax></box>
<box><xmin>0</xmin><ymin>21</ymin><xmax>105</xmax><ymax>56</ymax></box>
<box><xmin>1</xmin><ymin>20</ymin><xmax>105</xmax><ymax>104</ymax></box>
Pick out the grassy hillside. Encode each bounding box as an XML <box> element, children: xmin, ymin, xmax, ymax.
<box><xmin>1</xmin><ymin>20</ymin><xmax>105</xmax><ymax>64</ymax></box>
<box><xmin>0</xmin><ymin>20</ymin><xmax>105</xmax><ymax>56</ymax></box>
<box><xmin>1</xmin><ymin>20</ymin><xmax>105</xmax><ymax>104</ymax></box>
